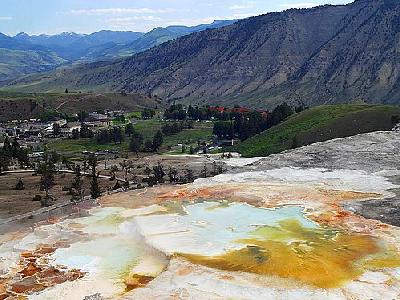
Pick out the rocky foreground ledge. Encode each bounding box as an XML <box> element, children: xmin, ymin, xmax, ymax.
<box><xmin>246</xmin><ymin>131</ymin><xmax>400</xmax><ymax>174</ymax></box>
<box><xmin>240</xmin><ymin>131</ymin><xmax>400</xmax><ymax>227</ymax></box>
<box><xmin>1</xmin><ymin>130</ymin><xmax>399</xmax><ymax>300</ymax></box>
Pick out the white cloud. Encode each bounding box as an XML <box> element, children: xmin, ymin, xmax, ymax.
<box><xmin>68</xmin><ymin>8</ymin><xmax>177</xmax><ymax>16</ymax></box>
<box><xmin>107</xmin><ymin>16</ymin><xmax>163</xmax><ymax>29</ymax></box>
<box><xmin>230</xmin><ymin>2</ymin><xmax>256</xmax><ymax>10</ymax></box>
<box><xmin>280</xmin><ymin>2</ymin><xmax>319</xmax><ymax>9</ymax></box>
<box><xmin>0</xmin><ymin>16</ymin><xmax>12</xmax><ymax>21</ymax></box>
<box><xmin>108</xmin><ymin>16</ymin><xmax>161</xmax><ymax>23</ymax></box>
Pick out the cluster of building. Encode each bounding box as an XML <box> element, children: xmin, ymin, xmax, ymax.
<box><xmin>208</xmin><ymin>106</ymin><xmax>269</xmax><ymax>118</ymax></box>
<box><xmin>0</xmin><ymin>111</ymin><xmax>128</xmax><ymax>151</ymax></box>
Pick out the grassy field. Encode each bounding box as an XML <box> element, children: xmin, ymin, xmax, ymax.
<box><xmin>47</xmin><ymin>138</ymin><xmax>129</xmax><ymax>157</ymax></box>
<box><xmin>236</xmin><ymin>104</ymin><xmax>400</xmax><ymax>157</ymax></box>
<box><xmin>48</xmin><ymin>119</ymin><xmax>214</xmax><ymax>157</ymax></box>
<box><xmin>132</xmin><ymin>119</ymin><xmax>213</xmax><ymax>145</ymax></box>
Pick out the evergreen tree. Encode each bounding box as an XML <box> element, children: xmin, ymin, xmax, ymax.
<box><xmin>11</xmin><ymin>139</ymin><xmax>20</xmax><ymax>158</ymax></box>
<box><xmin>71</xmin><ymin>129</ymin><xmax>80</xmax><ymax>139</ymax></box>
<box><xmin>129</xmin><ymin>132</ymin><xmax>143</xmax><ymax>156</ymax></box>
<box><xmin>201</xmin><ymin>164</ymin><xmax>207</xmax><ymax>178</ymax></box>
<box><xmin>80</xmin><ymin>123</ymin><xmax>93</xmax><ymax>138</ymax></box>
<box><xmin>96</xmin><ymin>129</ymin><xmax>111</xmax><ymax>144</ymax></box>
<box><xmin>144</xmin><ymin>140</ymin><xmax>153</xmax><ymax>153</ymax></box>
<box><xmin>189</xmin><ymin>146</ymin><xmax>194</xmax><ymax>155</ymax></box>
<box><xmin>18</xmin><ymin>148</ymin><xmax>30</xmax><ymax>168</ymax></box>
<box><xmin>0</xmin><ymin>149</ymin><xmax>10</xmax><ymax>174</ymax></box>
<box><xmin>3</xmin><ymin>137</ymin><xmax>12</xmax><ymax>158</ymax></box>
<box><xmin>37</xmin><ymin>153</ymin><xmax>58</xmax><ymax>205</ymax></box>
<box><xmin>168</xmin><ymin>167</ymin><xmax>178</xmax><ymax>183</ymax></box>
<box><xmin>52</xmin><ymin>123</ymin><xmax>61</xmax><ymax>137</ymax></box>
<box><xmin>71</xmin><ymin>165</ymin><xmax>84</xmax><ymax>202</ymax></box>
<box><xmin>119</xmin><ymin>160</ymin><xmax>133</xmax><ymax>181</ymax></box>
<box><xmin>88</xmin><ymin>154</ymin><xmax>101</xmax><ymax>198</ymax></box>
<box><xmin>123</xmin><ymin>180</ymin><xmax>130</xmax><ymax>190</ymax></box>
<box><xmin>142</xmin><ymin>108</ymin><xmax>156</xmax><ymax>119</ymax></box>
<box><xmin>185</xmin><ymin>169</ymin><xmax>194</xmax><ymax>183</ymax></box>
<box><xmin>109</xmin><ymin>165</ymin><xmax>118</xmax><ymax>181</ymax></box>
<box><xmin>144</xmin><ymin>166</ymin><xmax>152</xmax><ymax>176</ymax></box>
<box><xmin>152</xmin><ymin>162</ymin><xmax>165</xmax><ymax>183</ymax></box>
<box><xmin>125</xmin><ymin>123</ymin><xmax>134</xmax><ymax>136</ymax></box>
<box><xmin>112</xmin><ymin>126</ymin><xmax>123</xmax><ymax>144</ymax></box>
<box><xmin>15</xmin><ymin>179</ymin><xmax>24</xmax><ymax>190</ymax></box>
<box><xmin>78</xmin><ymin>111</ymin><xmax>88</xmax><ymax>123</ymax></box>
<box><xmin>152</xmin><ymin>130</ymin><xmax>164</xmax><ymax>152</ymax></box>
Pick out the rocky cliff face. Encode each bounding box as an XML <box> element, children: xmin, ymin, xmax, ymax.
<box><xmin>7</xmin><ymin>0</ymin><xmax>400</xmax><ymax>108</ymax></box>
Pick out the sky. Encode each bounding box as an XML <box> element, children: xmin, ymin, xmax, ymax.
<box><xmin>0</xmin><ymin>0</ymin><xmax>353</xmax><ymax>36</ymax></box>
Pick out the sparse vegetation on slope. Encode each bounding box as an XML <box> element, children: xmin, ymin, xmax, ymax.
<box><xmin>0</xmin><ymin>48</ymin><xmax>66</xmax><ymax>82</ymax></box>
<box><xmin>5</xmin><ymin>0</ymin><xmax>400</xmax><ymax>108</ymax></box>
<box><xmin>0</xmin><ymin>92</ymin><xmax>158</xmax><ymax>121</ymax></box>
<box><xmin>236</xmin><ymin>104</ymin><xmax>400</xmax><ymax>157</ymax></box>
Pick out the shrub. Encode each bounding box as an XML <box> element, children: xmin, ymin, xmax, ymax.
<box><xmin>33</xmin><ymin>195</ymin><xmax>42</xmax><ymax>202</ymax></box>
<box><xmin>15</xmin><ymin>179</ymin><xmax>25</xmax><ymax>190</ymax></box>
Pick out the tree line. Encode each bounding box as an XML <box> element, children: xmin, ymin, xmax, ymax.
<box><xmin>0</xmin><ymin>137</ymin><xmax>29</xmax><ymax>174</ymax></box>
<box><xmin>213</xmin><ymin>103</ymin><xmax>303</xmax><ymax>141</ymax></box>
<box><xmin>70</xmin><ymin>122</ymin><xmax>165</xmax><ymax>155</ymax></box>
<box><xmin>161</xmin><ymin>120</ymin><xmax>194</xmax><ymax>136</ymax></box>
<box><xmin>33</xmin><ymin>152</ymin><xmax>101</xmax><ymax>206</ymax></box>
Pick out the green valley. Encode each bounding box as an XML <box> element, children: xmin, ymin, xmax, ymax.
<box><xmin>236</xmin><ymin>104</ymin><xmax>400</xmax><ymax>157</ymax></box>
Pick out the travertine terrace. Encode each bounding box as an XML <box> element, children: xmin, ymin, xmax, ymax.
<box><xmin>1</xmin><ymin>131</ymin><xmax>400</xmax><ymax>299</ymax></box>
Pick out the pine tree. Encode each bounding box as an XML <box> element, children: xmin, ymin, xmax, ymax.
<box><xmin>15</xmin><ymin>179</ymin><xmax>24</xmax><ymax>190</ymax></box>
<box><xmin>144</xmin><ymin>140</ymin><xmax>153</xmax><ymax>152</ymax></box>
<box><xmin>17</xmin><ymin>148</ymin><xmax>29</xmax><ymax>168</ymax></box>
<box><xmin>168</xmin><ymin>167</ymin><xmax>178</xmax><ymax>183</ymax></box>
<box><xmin>112</xmin><ymin>126</ymin><xmax>123</xmax><ymax>144</ymax></box>
<box><xmin>52</xmin><ymin>123</ymin><xmax>61</xmax><ymax>137</ymax></box>
<box><xmin>152</xmin><ymin>162</ymin><xmax>165</xmax><ymax>183</ymax></box>
<box><xmin>125</xmin><ymin>123</ymin><xmax>134</xmax><ymax>136</ymax></box>
<box><xmin>152</xmin><ymin>130</ymin><xmax>164</xmax><ymax>152</ymax></box>
<box><xmin>88</xmin><ymin>154</ymin><xmax>101</xmax><ymax>198</ymax></box>
<box><xmin>129</xmin><ymin>132</ymin><xmax>143</xmax><ymax>156</ymax></box>
<box><xmin>119</xmin><ymin>160</ymin><xmax>133</xmax><ymax>181</ymax></box>
<box><xmin>37</xmin><ymin>153</ymin><xmax>57</xmax><ymax>206</ymax></box>
<box><xmin>0</xmin><ymin>149</ymin><xmax>10</xmax><ymax>175</ymax></box>
<box><xmin>71</xmin><ymin>165</ymin><xmax>84</xmax><ymax>202</ymax></box>
<box><xmin>201</xmin><ymin>164</ymin><xmax>207</xmax><ymax>178</ymax></box>
<box><xmin>78</xmin><ymin>111</ymin><xmax>88</xmax><ymax>123</ymax></box>
<box><xmin>109</xmin><ymin>165</ymin><xmax>118</xmax><ymax>181</ymax></box>
<box><xmin>185</xmin><ymin>169</ymin><xmax>194</xmax><ymax>183</ymax></box>
<box><xmin>11</xmin><ymin>139</ymin><xmax>20</xmax><ymax>158</ymax></box>
<box><xmin>3</xmin><ymin>137</ymin><xmax>12</xmax><ymax>158</ymax></box>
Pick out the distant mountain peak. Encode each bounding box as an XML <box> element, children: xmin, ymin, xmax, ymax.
<box><xmin>0</xmin><ymin>32</ymin><xmax>10</xmax><ymax>38</ymax></box>
<box><xmin>0</xmin><ymin>18</ymin><xmax>239</xmax><ymax>82</ymax></box>
<box><xmin>15</xmin><ymin>32</ymin><xmax>29</xmax><ymax>38</ymax></box>
<box><xmin>9</xmin><ymin>0</ymin><xmax>398</xmax><ymax>109</ymax></box>
<box><xmin>58</xmin><ymin>32</ymin><xmax>84</xmax><ymax>37</ymax></box>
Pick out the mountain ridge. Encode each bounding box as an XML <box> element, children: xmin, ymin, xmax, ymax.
<box><xmin>0</xmin><ymin>20</ymin><xmax>235</xmax><ymax>82</ymax></box>
<box><xmin>4</xmin><ymin>0</ymin><xmax>400</xmax><ymax>109</ymax></box>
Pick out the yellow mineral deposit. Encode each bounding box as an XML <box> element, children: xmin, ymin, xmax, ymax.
<box><xmin>179</xmin><ymin>219</ymin><xmax>400</xmax><ymax>288</ymax></box>
<box><xmin>1</xmin><ymin>166</ymin><xmax>399</xmax><ymax>299</ymax></box>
